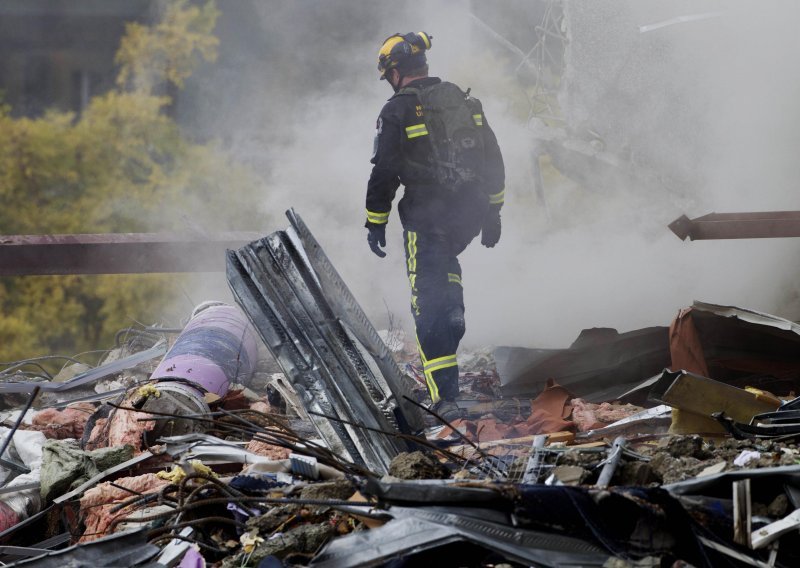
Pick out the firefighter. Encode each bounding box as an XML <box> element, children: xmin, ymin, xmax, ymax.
<box><xmin>365</xmin><ymin>32</ymin><xmax>505</xmax><ymax>420</ymax></box>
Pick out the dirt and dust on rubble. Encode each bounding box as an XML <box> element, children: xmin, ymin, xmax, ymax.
<box><xmin>1</xmin><ymin>211</ymin><xmax>800</xmax><ymax>568</ymax></box>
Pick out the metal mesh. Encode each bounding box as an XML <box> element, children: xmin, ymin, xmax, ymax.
<box><xmin>455</xmin><ymin>441</ymin><xmax>565</xmax><ymax>483</ymax></box>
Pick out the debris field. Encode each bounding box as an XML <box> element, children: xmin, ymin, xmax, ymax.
<box><xmin>2</xmin><ymin>211</ymin><xmax>800</xmax><ymax>567</ymax></box>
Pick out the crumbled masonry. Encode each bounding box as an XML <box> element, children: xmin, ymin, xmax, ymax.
<box><xmin>4</xmin><ymin>218</ymin><xmax>800</xmax><ymax>567</ymax></box>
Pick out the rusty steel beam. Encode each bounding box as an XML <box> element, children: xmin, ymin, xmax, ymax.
<box><xmin>669</xmin><ymin>211</ymin><xmax>800</xmax><ymax>241</ymax></box>
<box><xmin>0</xmin><ymin>232</ymin><xmax>264</xmax><ymax>275</ymax></box>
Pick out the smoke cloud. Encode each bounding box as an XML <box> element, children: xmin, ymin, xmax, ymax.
<box><xmin>180</xmin><ymin>0</ymin><xmax>800</xmax><ymax>349</ymax></box>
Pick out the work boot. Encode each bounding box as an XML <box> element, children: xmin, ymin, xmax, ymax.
<box><xmin>448</xmin><ymin>306</ymin><xmax>466</xmax><ymax>342</ymax></box>
<box><xmin>430</xmin><ymin>399</ymin><xmax>465</xmax><ymax>423</ymax></box>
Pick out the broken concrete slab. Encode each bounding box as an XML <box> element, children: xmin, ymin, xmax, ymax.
<box><xmin>388</xmin><ymin>451</ymin><xmax>450</xmax><ymax>480</ymax></box>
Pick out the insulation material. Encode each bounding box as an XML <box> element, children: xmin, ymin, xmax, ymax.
<box><xmin>101</xmin><ymin>410</ymin><xmax>156</xmax><ymax>454</ymax></box>
<box><xmin>250</xmin><ymin>401</ymin><xmax>272</xmax><ymax>415</ymax></box>
<box><xmin>79</xmin><ymin>473</ymin><xmax>170</xmax><ymax>542</ymax></box>
<box><xmin>571</xmin><ymin>399</ymin><xmax>646</xmax><ymax>432</ymax></box>
<box><xmin>84</xmin><ymin>417</ymin><xmax>109</xmax><ymax>450</ymax></box>
<box><xmin>246</xmin><ymin>439</ymin><xmax>292</xmax><ymax>461</ymax></box>
<box><xmin>30</xmin><ymin>403</ymin><xmax>96</xmax><ymax>440</ymax></box>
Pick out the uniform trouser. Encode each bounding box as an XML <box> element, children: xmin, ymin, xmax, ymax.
<box><xmin>403</xmin><ymin>229</ymin><xmax>471</xmax><ymax>403</ymax></box>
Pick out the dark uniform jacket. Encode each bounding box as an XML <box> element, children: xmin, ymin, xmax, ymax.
<box><xmin>366</xmin><ymin>77</ymin><xmax>505</xmax><ymax>238</ymax></box>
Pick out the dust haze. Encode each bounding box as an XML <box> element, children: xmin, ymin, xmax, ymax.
<box><xmin>179</xmin><ymin>0</ymin><xmax>800</xmax><ymax>349</ymax></box>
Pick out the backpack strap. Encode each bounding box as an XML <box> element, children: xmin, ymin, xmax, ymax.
<box><xmin>392</xmin><ymin>86</ymin><xmax>422</xmax><ymax>100</ymax></box>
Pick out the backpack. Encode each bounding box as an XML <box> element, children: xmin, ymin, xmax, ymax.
<box><xmin>399</xmin><ymin>81</ymin><xmax>485</xmax><ymax>189</ymax></box>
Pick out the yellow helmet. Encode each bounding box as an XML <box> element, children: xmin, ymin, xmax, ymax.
<box><xmin>377</xmin><ymin>32</ymin><xmax>432</xmax><ymax>79</ymax></box>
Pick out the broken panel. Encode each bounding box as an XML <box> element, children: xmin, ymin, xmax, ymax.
<box><xmin>227</xmin><ymin>212</ymin><xmax>420</xmax><ymax>474</ymax></box>
<box><xmin>286</xmin><ymin>209</ymin><xmax>424</xmax><ymax>434</ymax></box>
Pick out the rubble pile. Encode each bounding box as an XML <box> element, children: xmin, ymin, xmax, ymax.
<box><xmin>2</xmin><ymin>213</ymin><xmax>800</xmax><ymax>567</ymax></box>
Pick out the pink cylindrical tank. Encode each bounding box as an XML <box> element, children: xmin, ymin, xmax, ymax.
<box><xmin>151</xmin><ymin>302</ymin><xmax>259</xmax><ymax>397</ymax></box>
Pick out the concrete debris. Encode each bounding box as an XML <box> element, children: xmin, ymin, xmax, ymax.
<box><xmin>388</xmin><ymin>451</ymin><xmax>450</xmax><ymax>480</ymax></box>
<box><xmin>6</xmin><ymin>216</ymin><xmax>800</xmax><ymax>567</ymax></box>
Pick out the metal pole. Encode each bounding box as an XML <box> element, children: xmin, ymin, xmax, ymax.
<box><xmin>595</xmin><ymin>436</ymin><xmax>626</xmax><ymax>488</ymax></box>
<box><xmin>669</xmin><ymin>211</ymin><xmax>800</xmax><ymax>241</ymax></box>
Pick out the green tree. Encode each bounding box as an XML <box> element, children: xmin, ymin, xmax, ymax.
<box><xmin>0</xmin><ymin>0</ymin><xmax>259</xmax><ymax>371</ymax></box>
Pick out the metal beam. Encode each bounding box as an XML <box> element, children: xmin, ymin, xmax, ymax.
<box><xmin>669</xmin><ymin>211</ymin><xmax>800</xmax><ymax>241</ymax></box>
<box><xmin>0</xmin><ymin>232</ymin><xmax>264</xmax><ymax>275</ymax></box>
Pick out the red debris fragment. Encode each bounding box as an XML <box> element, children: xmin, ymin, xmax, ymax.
<box><xmin>473</xmin><ymin>419</ymin><xmax>515</xmax><ymax>443</ymax></box>
<box><xmin>526</xmin><ymin>379</ymin><xmax>575</xmax><ymax>435</ymax></box>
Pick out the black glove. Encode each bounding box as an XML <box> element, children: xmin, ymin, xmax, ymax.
<box><xmin>367</xmin><ymin>223</ymin><xmax>387</xmax><ymax>258</ymax></box>
<box><xmin>481</xmin><ymin>209</ymin><xmax>501</xmax><ymax>248</ymax></box>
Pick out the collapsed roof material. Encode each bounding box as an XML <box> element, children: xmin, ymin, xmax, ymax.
<box><xmin>494</xmin><ymin>326</ymin><xmax>669</xmax><ymax>401</ymax></box>
<box><xmin>672</xmin><ymin>301</ymin><xmax>800</xmax><ymax>395</ymax></box>
<box><xmin>227</xmin><ymin>210</ymin><xmax>422</xmax><ymax>474</ymax></box>
<box><xmin>495</xmin><ymin>300</ymin><xmax>800</xmax><ymax>404</ymax></box>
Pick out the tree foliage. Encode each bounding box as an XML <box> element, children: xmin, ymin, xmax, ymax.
<box><xmin>0</xmin><ymin>0</ymin><xmax>259</xmax><ymax>370</ymax></box>
<box><xmin>116</xmin><ymin>0</ymin><xmax>219</xmax><ymax>93</ymax></box>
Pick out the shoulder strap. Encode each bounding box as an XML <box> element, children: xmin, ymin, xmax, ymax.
<box><xmin>392</xmin><ymin>86</ymin><xmax>422</xmax><ymax>100</ymax></box>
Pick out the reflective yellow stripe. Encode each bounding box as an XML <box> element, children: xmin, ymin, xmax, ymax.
<box><xmin>473</xmin><ymin>113</ymin><xmax>483</xmax><ymax>126</ymax></box>
<box><xmin>406</xmin><ymin>232</ymin><xmax>419</xmax><ymax>315</ymax></box>
<box><xmin>406</xmin><ymin>231</ymin><xmax>417</xmax><ymax>274</ymax></box>
<box><xmin>405</xmin><ymin>123</ymin><xmax>429</xmax><ymax>139</ymax></box>
<box><xmin>366</xmin><ymin>209</ymin><xmax>389</xmax><ymax>224</ymax></box>
<box><xmin>416</xmin><ymin>335</ymin><xmax>440</xmax><ymax>403</ymax></box>
<box><xmin>447</xmin><ymin>273</ymin><xmax>462</xmax><ymax>286</ymax></box>
<box><xmin>489</xmin><ymin>189</ymin><xmax>505</xmax><ymax>205</ymax></box>
<box><xmin>426</xmin><ymin>360</ymin><xmax>459</xmax><ymax>375</ymax></box>
<box><xmin>423</xmin><ymin>354</ymin><xmax>457</xmax><ymax>372</ymax></box>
